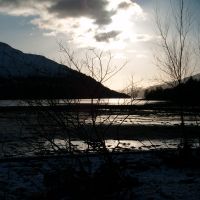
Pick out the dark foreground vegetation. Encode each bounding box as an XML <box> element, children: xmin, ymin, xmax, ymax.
<box><xmin>1</xmin><ymin>150</ymin><xmax>200</xmax><ymax>200</ymax></box>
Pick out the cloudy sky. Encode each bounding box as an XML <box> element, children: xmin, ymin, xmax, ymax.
<box><xmin>0</xmin><ymin>0</ymin><xmax>200</xmax><ymax>90</ymax></box>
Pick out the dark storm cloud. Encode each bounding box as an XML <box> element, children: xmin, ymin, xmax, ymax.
<box><xmin>118</xmin><ymin>2</ymin><xmax>131</xmax><ymax>9</ymax></box>
<box><xmin>48</xmin><ymin>0</ymin><xmax>115</xmax><ymax>25</ymax></box>
<box><xmin>95</xmin><ymin>31</ymin><xmax>120</xmax><ymax>42</ymax></box>
<box><xmin>0</xmin><ymin>0</ymin><xmax>116</xmax><ymax>26</ymax></box>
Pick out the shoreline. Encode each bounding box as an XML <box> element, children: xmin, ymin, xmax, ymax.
<box><xmin>71</xmin><ymin>124</ymin><xmax>200</xmax><ymax>140</ymax></box>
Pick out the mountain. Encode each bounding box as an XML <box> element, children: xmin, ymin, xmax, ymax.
<box><xmin>190</xmin><ymin>73</ymin><xmax>200</xmax><ymax>81</ymax></box>
<box><xmin>144</xmin><ymin>73</ymin><xmax>200</xmax><ymax>93</ymax></box>
<box><xmin>0</xmin><ymin>42</ymin><xmax>127</xmax><ymax>99</ymax></box>
<box><xmin>144</xmin><ymin>74</ymin><xmax>200</xmax><ymax>104</ymax></box>
<box><xmin>0</xmin><ymin>42</ymin><xmax>70</xmax><ymax>77</ymax></box>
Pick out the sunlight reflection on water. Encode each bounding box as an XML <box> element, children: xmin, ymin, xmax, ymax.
<box><xmin>45</xmin><ymin>138</ymin><xmax>200</xmax><ymax>152</ymax></box>
<box><xmin>86</xmin><ymin>114</ymin><xmax>199</xmax><ymax>126</ymax></box>
<box><xmin>0</xmin><ymin>98</ymin><xmax>164</xmax><ymax>106</ymax></box>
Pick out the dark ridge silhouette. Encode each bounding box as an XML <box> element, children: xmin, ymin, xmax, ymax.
<box><xmin>0</xmin><ymin>76</ymin><xmax>128</xmax><ymax>99</ymax></box>
<box><xmin>144</xmin><ymin>77</ymin><xmax>200</xmax><ymax>105</ymax></box>
<box><xmin>0</xmin><ymin>42</ymin><xmax>128</xmax><ymax>99</ymax></box>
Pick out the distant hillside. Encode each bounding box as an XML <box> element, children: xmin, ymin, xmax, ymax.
<box><xmin>0</xmin><ymin>42</ymin><xmax>128</xmax><ymax>99</ymax></box>
<box><xmin>190</xmin><ymin>73</ymin><xmax>200</xmax><ymax>81</ymax></box>
<box><xmin>144</xmin><ymin>76</ymin><xmax>200</xmax><ymax>104</ymax></box>
<box><xmin>145</xmin><ymin>73</ymin><xmax>200</xmax><ymax>92</ymax></box>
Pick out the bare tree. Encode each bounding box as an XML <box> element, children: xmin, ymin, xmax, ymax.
<box><xmin>154</xmin><ymin>0</ymin><xmax>195</xmax><ymax>148</ymax></box>
<box><xmin>58</xmin><ymin>42</ymin><xmax>127</xmax><ymax>84</ymax></box>
<box><xmin>122</xmin><ymin>75</ymin><xmax>140</xmax><ymax>105</ymax></box>
<box><xmin>154</xmin><ymin>0</ymin><xmax>194</xmax><ymax>86</ymax></box>
<box><xmin>57</xmin><ymin>44</ymin><xmax>129</xmax><ymax>158</ymax></box>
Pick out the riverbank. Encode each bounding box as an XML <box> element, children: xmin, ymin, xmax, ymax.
<box><xmin>0</xmin><ymin>123</ymin><xmax>199</xmax><ymax>158</ymax></box>
<box><xmin>0</xmin><ymin>104</ymin><xmax>199</xmax><ymax>199</ymax></box>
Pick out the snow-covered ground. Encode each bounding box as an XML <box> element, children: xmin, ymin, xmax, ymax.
<box><xmin>0</xmin><ymin>151</ymin><xmax>200</xmax><ymax>200</ymax></box>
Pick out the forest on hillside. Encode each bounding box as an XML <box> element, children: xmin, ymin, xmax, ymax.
<box><xmin>145</xmin><ymin>78</ymin><xmax>200</xmax><ymax>105</ymax></box>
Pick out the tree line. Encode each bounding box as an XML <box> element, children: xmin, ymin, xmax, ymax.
<box><xmin>145</xmin><ymin>77</ymin><xmax>200</xmax><ymax>105</ymax></box>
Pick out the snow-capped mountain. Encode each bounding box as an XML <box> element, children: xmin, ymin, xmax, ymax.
<box><xmin>0</xmin><ymin>42</ymin><xmax>70</xmax><ymax>77</ymax></box>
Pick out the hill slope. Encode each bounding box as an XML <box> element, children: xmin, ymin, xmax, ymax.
<box><xmin>145</xmin><ymin>73</ymin><xmax>200</xmax><ymax>92</ymax></box>
<box><xmin>144</xmin><ymin>75</ymin><xmax>200</xmax><ymax>104</ymax></box>
<box><xmin>0</xmin><ymin>42</ymin><xmax>127</xmax><ymax>99</ymax></box>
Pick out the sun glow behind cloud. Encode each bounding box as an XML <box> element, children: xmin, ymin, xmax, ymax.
<box><xmin>0</xmin><ymin>0</ymin><xmax>148</xmax><ymax>50</ymax></box>
<box><xmin>72</xmin><ymin>0</ymin><xmax>147</xmax><ymax>49</ymax></box>
<box><xmin>0</xmin><ymin>0</ymin><xmax>158</xmax><ymax>90</ymax></box>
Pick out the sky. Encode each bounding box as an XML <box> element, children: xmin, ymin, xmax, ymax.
<box><xmin>0</xmin><ymin>0</ymin><xmax>200</xmax><ymax>91</ymax></box>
